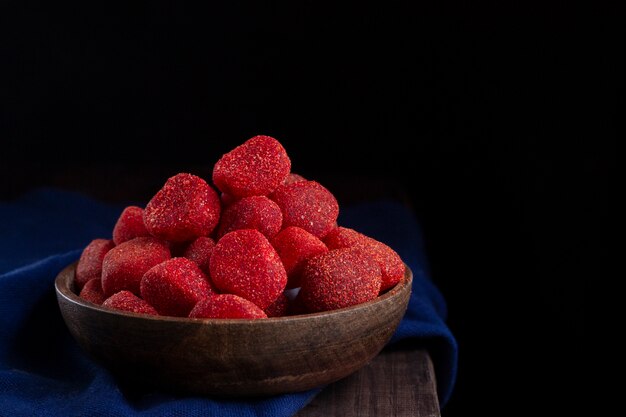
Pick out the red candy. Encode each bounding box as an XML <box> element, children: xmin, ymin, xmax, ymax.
<box><xmin>210</xmin><ymin>229</ymin><xmax>287</xmax><ymax>309</ymax></box>
<box><xmin>270</xmin><ymin>180</ymin><xmax>339</xmax><ymax>239</ymax></box>
<box><xmin>112</xmin><ymin>206</ymin><xmax>150</xmax><ymax>245</ymax></box>
<box><xmin>216</xmin><ymin>196</ymin><xmax>283</xmax><ymax>240</ymax></box>
<box><xmin>271</xmin><ymin>226</ymin><xmax>328</xmax><ymax>289</ymax></box>
<box><xmin>189</xmin><ymin>294</ymin><xmax>267</xmax><ymax>319</ymax></box>
<box><xmin>75</xmin><ymin>134</ymin><xmax>408</xmax><ymax>320</ymax></box>
<box><xmin>212</xmin><ymin>135</ymin><xmax>291</xmax><ymax>198</ymax></box>
<box><xmin>182</xmin><ymin>236</ymin><xmax>215</xmax><ymax>275</ymax></box>
<box><xmin>140</xmin><ymin>257</ymin><xmax>215</xmax><ymax>317</ymax></box>
<box><xmin>264</xmin><ymin>292</ymin><xmax>290</xmax><ymax>317</ymax></box>
<box><xmin>143</xmin><ymin>173</ymin><xmax>221</xmax><ymax>243</ymax></box>
<box><xmin>324</xmin><ymin>227</ymin><xmax>405</xmax><ymax>291</ymax></box>
<box><xmin>75</xmin><ymin>238</ymin><xmax>115</xmax><ymax>291</ymax></box>
<box><xmin>101</xmin><ymin>237</ymin><xmax>170</xmax><ymax>297</ymax></box>
<box><xmin>102</xmin><ymin>290</ymin><xmax>158</xmax><ymax>316</ymax></box>
<box><xmin>283</xmin><ymin>173</ymin><xmax>306</xmax><ymax>185</ymax></box>
<box><xmin>78</xmin><ymin>278</ymin><xmax>107</xmax><ymax>305</ymax></box>
<box><xmin>269</xmin><ymin>173</ymin><xmax>307</xmax><ymax>200</ymax></box>
<box><xmin>299</xmin><ymin>248</ymin><xmax>382</xmax><ymax>313</ymax></box>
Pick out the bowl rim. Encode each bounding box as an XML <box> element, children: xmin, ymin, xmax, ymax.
<box><xmin>55</xmin><ymin>262</ymin><xmax>412</xmax><ymax>325</ymax></box>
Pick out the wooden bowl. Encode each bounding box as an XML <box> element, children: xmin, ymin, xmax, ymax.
<box><xmin>55</xmin><ymin>262</ymin><xmax>412</xmax><ymax>397</ymax></box>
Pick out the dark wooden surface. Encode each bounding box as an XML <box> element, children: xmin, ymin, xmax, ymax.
<box><xmin>297</xmin><ymin>348</ymin><xmax>440</xmax><ymax>417</ymax></box>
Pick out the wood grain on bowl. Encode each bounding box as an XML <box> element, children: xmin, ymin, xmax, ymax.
<box><xmin>55</xmin><ymin>262</ymin><xmax>412</xmax><ymax>397</ymax></box>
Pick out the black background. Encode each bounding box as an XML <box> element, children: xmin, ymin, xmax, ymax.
<box><xmin>1</xmin><ymin>1</ymin><xmax>618</xmax><ymax>415</ymax></box>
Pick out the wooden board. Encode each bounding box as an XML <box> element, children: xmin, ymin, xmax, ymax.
<box><xmin>296</xmin><ymin>348</ymin><xmax>440</xmax><ymax>417</ymax></box>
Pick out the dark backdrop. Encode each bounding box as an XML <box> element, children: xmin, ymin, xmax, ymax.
<box><xmin>1</xmin><ymin>2</ymin><xmax>618</xmax><ymax>415</ymax></box>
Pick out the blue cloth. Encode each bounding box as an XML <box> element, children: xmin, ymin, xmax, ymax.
<box><xmin>0</xmin><ymin>188</ymin><xmax>457</xmax><ymax>416</ymax></box>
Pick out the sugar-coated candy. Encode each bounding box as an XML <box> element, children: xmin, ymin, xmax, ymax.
<box><xmin>102</xmin><ymin>290</ymin><xmax>158</xmax><ymax>316</ymax></box>
<box><xmin>271</xmin><ymin>226</ymin><xmax>328</xmax><ymax>289</ymax></box>
<box><xmin>269</xmin><ymin>173</ymin><xmax>307</xmax><ymax>200</ymax></box>
<box><xmin>299</xmin><ymin>248</ymin><xmax>382</xmax><ymax>313</ymax></box>
<box><xmin>283</xmin><ymin>173</ymin><xmax>306</xmax><ymax>185</ymax></box>
<box><xmin>75</xmin><ymin>239</ymin><xmax>115</xmax><ymax>291</ymax></box>
<box><xmin>270</xmin><ymin>180</ymin><xmax>339</xmax><ymax>239</ymax></box>
<box><xmin>216</xmin><ymin>196</ymin><xmax>283</xmax><ymax>240</ymax></box>
<box><xmin>101</xmin><ymin>236</ymin><xmax>170</xmax><ymax>297</ymax></box>
<box><xmin>112</xmin><ymin>206</ymin><xmax>150</xmax><ymax>245</ymax></box>
<box><xmin>75</xmin><ymin>133</ymin><xmax>409</xmax><ymax>320</ymax></box>
<box><xmin>189</xmin><ymin>294</ymin><xmax>267</xmax><ymax>319</ymax></box>
<box><xmin>264</xmin><ymin>292</ymin><xmax>290</xmax><ymax>317</ymax></box>
<box><xmin>182</xmin><ymin>236</ymin><xmax>215</xmax><ymax>275</ymax></box>
<box><xmin>210</xmin><ymin>229</ymin><xmax>287</xmax><ymax>309</ymax></box>
<box><xmin>143</xmin><ymin>173</ymin><xmax>221</xmax><ymax>243</ymax></box>
<box><xmin>78</xmin><ymin>278</ymin><xmax>107</xmax><ymax>305</ymax></box>
<box><xmin>140</xmin><ymin>257</ymin><xmax>215</xmax><ymax>317</ymax></box>
<box><xmin>212</xmin><ymin>135</ymin><xmax>291</xmax><ymax>198</ymax></box>
<box><xmin>323</xmin><ymin>227</ymin><xmax>405</xmax><ymax>291</ymax></box>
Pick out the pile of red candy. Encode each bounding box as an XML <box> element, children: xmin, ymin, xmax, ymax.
<box><xmin>75</xmin><ymin>135</ymin><xmax>406</xmax><ymax>319</ymax></box>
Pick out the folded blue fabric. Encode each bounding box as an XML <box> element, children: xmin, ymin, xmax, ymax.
<box><xmin>0</xmin><ymin>188</ymin><xmax>457</xmax><ymax>416</ymax></box>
